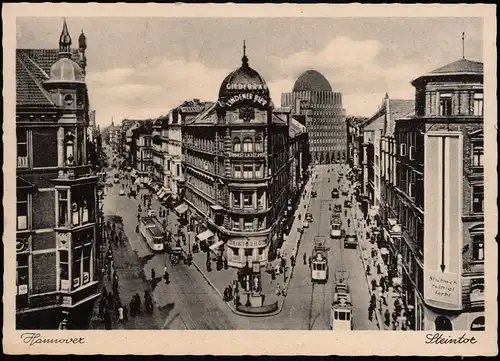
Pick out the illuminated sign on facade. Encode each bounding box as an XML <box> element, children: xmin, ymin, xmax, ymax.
<box><xmin>227</xmin><ymin>238</ymin><xmax>267</xmax><ymax>248</ymax></box>
<box><xmin>224</xmin><ymin>92</ymin><xmax>268</xmax><ymax>108</ymax></box>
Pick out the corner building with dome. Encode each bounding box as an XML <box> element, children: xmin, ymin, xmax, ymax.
<box><xmin>15</xmin><ymin>21</ymin><xmax>100</xmax><ymax>329</ymax></box>
<box><xmin>282</xmin><ymin>70</ymin><xmax>347</xmax><ymax>164</ymax></box>
<box><xmin>180</xmin><ymin>49</ymin><xmax>291</xmax><ymax>281</ymax></box>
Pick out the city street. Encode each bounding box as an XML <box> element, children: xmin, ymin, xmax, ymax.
<box><xmin>92</xmin><ymin>149</ymin><xmax>377</xmax><ymax>330</ymax></box>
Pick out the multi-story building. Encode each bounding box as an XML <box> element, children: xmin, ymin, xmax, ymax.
<box><xmin>361</xmin><ymin>95</ymin><xmax>414</xmax><ymax>218</ymax></box>
<box><xmin>281</xmin><ymin>70</ymin><xmax>346</xmax><ymax>164</ymax></box>
<box><xmin>16</xmin><ymin>21</ymin><xmax>100</xmax><ymax>329</ymax></box>
<box><xmin>180</xmin><ymin>49</ymin><xmax>290</xmax><ymax>292</ymax></box>
<box><xmin>122</xmin><ymin>120</ymin><xmax>141</xmax><ymax>167</ymax></box>
<box><xmin>132</xmin><ymin>121</ymin><xmax>154</xmax><ymax>185</ymax></box>
<box><xmin>151</xmin><ymin>117</ymin><xmax>166</xmax><ymax>190</ymax></box>
<box><xmin>392</xmin><ymin>58</ymin><xmax>484</xmax><ymax>331</ymax></box>
<box><xmin>346</xmin><ymin>115</ymin><xmax>367</xmax><ymax>180</ymax></box>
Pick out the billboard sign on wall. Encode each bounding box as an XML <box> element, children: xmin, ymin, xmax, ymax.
<box><xmin>423</xmin><ymin>132</ymin><xmax>463</xmax><ymax>309</ymax></box>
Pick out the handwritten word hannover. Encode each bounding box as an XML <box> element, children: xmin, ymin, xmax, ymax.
<box><xmin>21</xmin><ymin>333</ymin><xmax>86</xmax><ymax>346</ymax></box>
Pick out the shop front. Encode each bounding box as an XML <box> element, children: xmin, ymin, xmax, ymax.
<box><xmin>226</xmin><ymin>236</ymin><xmax>268</xmax><ymax>269</ymax></box>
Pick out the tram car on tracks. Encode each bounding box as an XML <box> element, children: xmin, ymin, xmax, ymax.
<box><xmin>311</xmin><ymin>236</ymin><xmax>328</xmax><ymax>283</ymax></box>
<box><xmin>139</xmin><ymin>216</ymin><xmax>165</xmax><ymax>252</ymax></box>
<box><xmin>330</xmin><ymin>214</ymin><xmax>342</xmax><ymax>239</ymax></box>
<box><xmin>330</xmin><ymin>271</ymin><xmax>353</xmax><ymax>330</ymax></box>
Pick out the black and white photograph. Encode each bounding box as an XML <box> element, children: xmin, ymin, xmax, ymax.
<box><xmin>3</xmin><ymin>3</ymin><xmax>497</xmax><ymax>356</ymax></box>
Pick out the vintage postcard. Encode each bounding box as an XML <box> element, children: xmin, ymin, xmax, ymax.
<box><xmin>2</xmin><ymin>3</ymin><xmax>497</xmax><ymax>356</ymax></box>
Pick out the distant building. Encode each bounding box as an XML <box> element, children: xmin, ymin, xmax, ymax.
<box><xmin>282</xmin><ymin>70</ymin><xmax>346</xmax><ymax>164</ymax></box>
<box><xmin>131</xmin><ymin>121</ymin><xmax>154</xmax><ymax>184</ymax></box>
<box><xmin>16</xmin><ymin>21</ymin><xmax>100</xmax><ymax>329</ymax></box>
<box><xmin>360</xmin><ymin>95</ymin><xmax>414</xmax><ymax>217</ymax></box>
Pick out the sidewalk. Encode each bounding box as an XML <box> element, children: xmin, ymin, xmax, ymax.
<box><xmin>349</xmin><ymin>185</ymin><xmax>404</xmax><ymax>330</ymax></box>
<box><xmin>87</xmin><ymin>217</ymin><xmax>159</xmax><ymax>329</ymax></box>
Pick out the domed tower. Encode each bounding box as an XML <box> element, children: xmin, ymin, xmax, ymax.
<box><xmin>43</xmin><ymin>20</ymin><xmax>89</xmax><ymax>170</ymax></box>
<box><xmin>282</xmin><ymin>69</ymin><xmax>346</xmax><ymax>165</ymax></box>
<box><xmin>43</xmin><ymin>20</ymin><xmax>86</xmax><ymax>110</ymax></box>
<box><xmin>216</xmin><ymin>41</ymin><xmax>272</xmax><ymax>123</ymax></box>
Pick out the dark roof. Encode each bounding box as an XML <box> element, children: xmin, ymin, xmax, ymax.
<box><xmin>16</xmin><ymin>48</ymin><xmax>84</xmax><ymax>108</ymax></box>
<box><xmin>16</xmin><ymin>55</ymin><xmax>54</xmax><ymax>107</ymax></box>
<box><xmin>411</xmin><ymin>58</ymin><xmax>483</xmax><ymax>86</ymax></box>
<box><xmin>293</xmin><ymin>70</ymin><xmax>332</xmax><ymax>92</ymax></box>
<box><xmin>218</xmin><ymin>55</ymin><xmax>268</xmax><ymax>99</ymax></box>
<box><xmin>429</xmin><ymin>58</ymin><xmax>483</xmax><ymax>75</ymax></box>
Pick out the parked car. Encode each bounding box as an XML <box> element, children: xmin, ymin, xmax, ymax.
<box><xmin>147</xmin><ymin>209</ymin><xmax>156</xmax><ymax>217</ymax></box>
<box><xmin>305</xmin><ymin>213</ymin><xmax>313</xmax><ymax>222</ymax></box>
<box><xmin>106</xmin><ymin>178</ymin><xmax>113</xmax><ymax>187</ymax></box>
<box><xmin>344</xmin><ymin>200</ymin><xmax>352</xmax><ymax>208</ymax></box>
<box><xmin>331</xmin><ymin>188</ymin><xmax>340</xmax><ymax>198</ymax></box>
<box><xmin>334</xmin><ymin>204</ymin><xmax>342</xmax><ymax>213</ymax></box>
<box><xmin>311</xmin><ymin>191</ymin><xmax>318</xmax><ymax>198</ymax></box>
<box><xmin>119</xmin><ymin>189</ymin><xmax>125</xmax><ymax>196</ymax></box>
<box><xmin>303</xmin><ymin>220</ymin><xmax>310</xmax><ymax>228</ymax></box>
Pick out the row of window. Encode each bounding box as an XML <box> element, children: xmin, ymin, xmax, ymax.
<box><xmin>232</xmin><ymin>163</ymin><xmax>264</xmax><ymax>179</ymax></box>
<box><xmin>434</xmin><ymin>92</ymin><xmax>483</xmax><ymax>117</ymax></box>
<box><xmin>231</xmin><ymin>190</ymin><xmax>266</xmax><ymax>209</ymax></box>
<box><xmin>232</xmin><ymin>136</ymin><xmax>263</xmax><ymax>153</ymax></box>
<box><xmin>230</xmin><ymin>216</ymin><xmax>267</xmax><ymax>231</ymax></box>
<box><xmin>185</xmin><ymin>153</ymin><xmax>215</xmax><ymax>174</ymax></box>
<box><xmin>186</xmin><ymin>173</ymin><xmax>215</xmax><ymax>198</ymax></box>
<box><xmin>17</xmin><ymin>128</ymin><xmax>86</xmax><ymax>169</ymax></box>
<box><xmin>16</xmin><ymin>244</ymin><xmax>94</xmax><ymax>298</ymax></box>
<box><xmin>184</xmin><ymin>134</ymin><xmax>216</xmax><ymax>152</ymax></box>
<box><xmin>16</xmin><ymin>189</ymin><xmax>96</xmax><ymax>231</ymax></box>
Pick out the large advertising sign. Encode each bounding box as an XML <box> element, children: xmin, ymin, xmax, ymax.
<box><xmin>423</xmin><ymin>132</ymin><xmax>463</xmax><ymax>309</ymax></box>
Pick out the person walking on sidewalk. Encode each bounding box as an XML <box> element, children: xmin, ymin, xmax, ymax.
<box><xmin>303</xmin><ymin>253</ymin><xmax>307</xmax><ymax>265</ymax></box>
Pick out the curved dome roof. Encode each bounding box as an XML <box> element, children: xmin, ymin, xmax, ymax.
<box><xmin>218</xmin><ymin>54</ymin><xmax>269</xmax><ymax>99</ymax></box>
<box><xmin>46</xmin><ymin>56</ymin><xmax>85</xmax><ymax>84</ymax></box>
<box><xmin>293</xmin><ymin>70</ymin><xmax>332</xmax><ymax>92</ymax></box>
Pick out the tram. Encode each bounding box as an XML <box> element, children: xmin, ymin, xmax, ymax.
<box><xmin>330</xmin><ymin>271</ymin><xmax>353</xmax><ymax>330</ymax></box>
<box><xmin>330</xmin><ymin>214</ymin><xmax>342</xmax><ymax>239</ymax></box>
<box><xmin>139</xmin><ymin>216</ymin><xmax>165</xmax><ymax>252</ymax></box>
<box><xmin>311</xmin><ymin>236</ymin><xmax>328</xmax><ymax>282</ymax></box>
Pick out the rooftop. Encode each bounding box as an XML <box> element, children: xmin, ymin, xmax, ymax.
<box><xmin>16</xmin><ymin>48</ymin><xmax>85</xmax><ymax>108</ymax></box>
<box><xmin>293</xmin><ymin>70</ymin><xmax>332</xmax><ymax>93</ymax></box>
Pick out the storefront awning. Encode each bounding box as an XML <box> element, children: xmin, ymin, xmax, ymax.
<box><xmin>197</xmin><ymin>229</ymin><xmax>215</xmax><ymax>242</ymax></box>
<box><xmin>209</xmin><ymin>240</ymin><xmax>224</xmax><ymax>251</ymax></box>
<box><xmin>175</xmin><ymin>203</ymin><xmax>189</xmax><ymax>214</ymax></box>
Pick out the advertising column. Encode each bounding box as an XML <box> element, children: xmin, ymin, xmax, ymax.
<box><xmin>423</xmin><ymin>132</ymin><xmax>463</xmax><ymax>330</ymax></box>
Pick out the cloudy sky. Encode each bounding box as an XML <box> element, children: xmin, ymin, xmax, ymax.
<box><xmin>17</xmin><ymin>16</ymin><xmax>483</xmax><ymax>126</ymax></box>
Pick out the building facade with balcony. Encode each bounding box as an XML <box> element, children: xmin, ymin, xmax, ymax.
<box><xmin>180</xmin><ymin>50</ymin><xmax>290</xmax><ymax>272</ymax></box>
<box><xmin>361</xmin><ymin>95</ymin><xmax>415</xmax><ymax>218</ymax></box>
<box><xmin>346</xmin><ymin>116</ymin><xmax>367</xmax><ymax>181</ymax></box>
<box><xmin>281</xmin><ymin>70</ymin><xmax>346</xmax><ymax>164</ymax></box>
<box><xmin>132</xmin><ymin>121</ymin><xmax>154</xmax><ymax>185</ymax></box>
<box><xmin>392</xmin><ymin>58</ymin><xmax>484</xmax><ymax>331</ymax></box>
<box><xmin>15</xmin><ymin>21</ymin><xmax>100</xmax><ymax>329</ymax></box>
